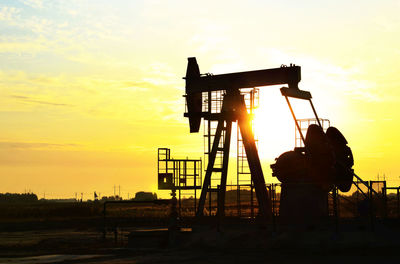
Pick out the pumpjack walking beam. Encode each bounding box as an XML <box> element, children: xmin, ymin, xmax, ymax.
<box><xmin>184</xmin><ymin>57</ymin><xmax>309</xmax><ymax>220</ymax></box>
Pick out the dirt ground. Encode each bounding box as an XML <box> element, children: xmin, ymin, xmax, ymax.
<box><xmin>2</xmin><ymin>245</ymin><xmax>400</xmax><ymax>264</ymax></box>
<box><xmin>2</xmin><ymin>202</ymin><xmax>400</xmax><ymax>264</ymax></box>
<box><xmin>2</xmin><ymin>223</ymin><xmax>400</xmax><ymax>264</ymax></box>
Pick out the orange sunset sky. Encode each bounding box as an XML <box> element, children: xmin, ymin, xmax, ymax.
<box><xmin>1</xmin><ymin>0</ymin><xmax>399</xmax><ymax>199</ymax></box>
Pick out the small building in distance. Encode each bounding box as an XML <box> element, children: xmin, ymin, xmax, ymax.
<box><xmin>134</xmin><ymin>191</ymin><xmax>157</xmax><ymax>201</ymax></box>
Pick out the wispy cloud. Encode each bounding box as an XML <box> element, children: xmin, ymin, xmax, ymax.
<box><xmin>256</xmin><ymin>48</ymin><xmax>385</xmax><ymax>103</ymax></box>
<box><xmin>0</xmin><ymin>6</ymin><xmax>20</xmax><ymax>21</ymax></box>
<box><xmin>0</xmin><ymin>68</ymin><xmax>181</xmax><ymax>125</ymax></box>
<box><xmin>20</xmin><ymin>0</ymin><xmax>44</xmax><ymax>9</ymax></box>
<box><xmin>0</xmin><ymin>40</ymin><xmax>47</xmax><ymax>53</ymax></box>
<box><xmin>0</xmin><ymin>141</ymin><xmax>79</xmax><ymax>150</ymax></box>
<box><xmin>10</xmin><ymin>95</ymin><xmax>72</xmax><ymax>107</ymax></box>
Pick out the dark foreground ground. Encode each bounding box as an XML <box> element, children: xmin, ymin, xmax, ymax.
<box><xmin>1</xmin><ymin>201</ymin><xmax>400</xmax><ymax>263</ymax></box>
<box><xmin>1</xmin><ymin>217</ymin><xmax>400</xmax><ymax>264</ymax></box>
<box><xmin>2</xmin><ymin>247</ymin><xmax>400</xmax><ymax>264</ymax></box>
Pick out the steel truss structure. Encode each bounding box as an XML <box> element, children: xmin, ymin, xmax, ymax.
<box><xmin>157</xmin><ymin>148</ymin><xmax>202</xmax><ymax>215</ymax></box>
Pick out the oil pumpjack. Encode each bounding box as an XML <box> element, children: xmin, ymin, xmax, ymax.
<box><xmin>184</xmin><ymin>57</ymin><xmax>355</xmax><ymax>225</ymax></box>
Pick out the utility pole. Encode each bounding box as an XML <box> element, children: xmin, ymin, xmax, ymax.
<box><xmin>114</xmin><ymin>185</ymin><xmax>116</xmax><ymax>196</ymax></box>
<box><xmin>119</xmin><ymin>185</ymin><xmax>121</xmax><ymax>197</ymax></box>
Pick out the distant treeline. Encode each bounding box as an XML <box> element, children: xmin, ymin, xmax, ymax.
<box><xmin>0</xmin><ymin>193</ymin><xmax>38</xmax><ymax>203</ymax></box>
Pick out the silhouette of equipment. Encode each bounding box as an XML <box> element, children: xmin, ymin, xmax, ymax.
<box><xmin>184</xmin><ymin>57</ymin><xmax>313</xmax><ymax>221</ymax></box>
<box><xmin>271</xmin><ymin>123</ymin><xmax>355</xmax><ymax>227</ymax></box>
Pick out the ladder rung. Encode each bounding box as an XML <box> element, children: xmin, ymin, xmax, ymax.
<box><xmin>212</xmin><ymin>168</ymin><xmax>224</xmax><ymax>172</ymax></box>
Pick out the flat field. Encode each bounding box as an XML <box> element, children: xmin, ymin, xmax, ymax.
<box><xmin>1</xmin><ymin>201</ymin><xmax>400</xmax><ymax>263</ymax></box>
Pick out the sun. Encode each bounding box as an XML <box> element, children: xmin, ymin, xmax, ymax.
<box><xmin>252</xmin><ymin>86</ymin><xmax>312</xmax><ymax>161</ymax></box>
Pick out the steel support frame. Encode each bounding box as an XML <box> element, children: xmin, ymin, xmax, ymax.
<box><xmin>196</xmin><ymin>91</ymin><xmax>272</xmax><ymax>220</ymax></box>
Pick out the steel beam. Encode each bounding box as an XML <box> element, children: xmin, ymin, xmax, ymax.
<box><xmin>217</xmin><ymin>120</ymin><xmax>232</xmax><ymax>217</ymax></box>
<box><xmin>236</xmin><ymin>94</ymin><xmax>272</xmax><ymax>220</ymax></box>
<box><xmin>196</xmin><ymin>111</ymin><xmax>225</xmax><ymax>217</ymax></box>
<box><xmin>186</xmin><ymin>65</ymin><xmax>301</xmax><ymax>93</ymax></box>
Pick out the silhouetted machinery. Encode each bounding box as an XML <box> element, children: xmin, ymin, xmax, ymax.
<box><xmin>271</xmin><ymin>124</ymin><xmax>354</xmax><ymax>227</ymax></box>
<box><xmin>184</xmin><ymin>57</ymin><xmax>356</xmax><ymax>225</ymax></box>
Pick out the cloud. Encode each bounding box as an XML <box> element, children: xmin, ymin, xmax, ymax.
<box><xmin>10</xmin><ymin>95</ymin><xmax>72</xmax><ymax>107</ymax></box>
<box><xmin>0</xmin><ymin>2</ymin><xmax>130</xmax><ymax>58</ymax></box>
<box><xmin>0</xmin><ymin>141</ymin><xmax>79</xmax><ymax>150</ymax></box>
<box><xmin>0</xmin><ymin>40</ymin><xmax>47</xmax><ymax>53</ymax></box>
<box><xmin>0</xmin><ymin>68</ymin><xmax>181</xmax><ymax>125</ymax></box>
<box><xmin>20</xmin><ymin>0</ymin><xmax>44</xmax><ymax>9</ymax></box>
<box><xmin>120</xmin><ymin>81</ymin><xmax>151</xmax><ymax>92</ymax></box>
<box><xmin>256</xmin><ymin>48</ymin><xmax>384</xmax><ymax>103</ymax></box>
<box><xmin>0</xmin><ymin>6</ymin><xmax>20</xmax><ymax>21</ymax></box>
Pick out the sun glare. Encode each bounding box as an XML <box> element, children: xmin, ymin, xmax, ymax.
<box><xmin>252</xmin><ymin>86</ymin><xmax>315</xmax><ymax>161</ymax></box>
